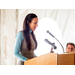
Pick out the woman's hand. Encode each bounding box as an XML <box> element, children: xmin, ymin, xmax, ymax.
<box><xmin>27</xmin><ymin>58</ymin><xmax>29</xmax><ymax>60</ymax></box>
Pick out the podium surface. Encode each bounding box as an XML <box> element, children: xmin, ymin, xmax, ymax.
<box><xmin>24</xmin><ymin>53</ymin><xmax>74</xmax><ymax>65</ymax></box>
<box><xmin>25</xmin><ymin>53</ymin><xmax>57</xmax><ymax>65</ymax></box>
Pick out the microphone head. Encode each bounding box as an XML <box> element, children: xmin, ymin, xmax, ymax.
<box><xmin>47</xmin><ymin>30</ymin><xmax>49</xmax><ymax>33</ymax></box>
<box><xmin>46</xmin><ymin>30</ymin><xmax>54</xmax><ymax>38</ymax></box>
<box><xmin>54</xmin><ymin>46</ymin><xmax>57</xmax><ymax>49</ymax></box>
<box><xmin>44</xmin><ymin>39</ymin><xmax>48</xmax><ymax>42</ymax></box>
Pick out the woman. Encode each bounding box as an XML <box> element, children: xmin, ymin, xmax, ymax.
<box><xmin>14</xmin><ymin>13</ymin><xmax>38</xmax><ymax>65</ymax></box>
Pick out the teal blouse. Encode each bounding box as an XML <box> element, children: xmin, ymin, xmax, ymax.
<box><xmin>14</xmin><ymin>29</ymin><xmax>37</xmax><ymax>61</ymax></box>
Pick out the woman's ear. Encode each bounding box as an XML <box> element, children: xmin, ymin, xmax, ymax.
<box><xmin>27</xmin><ymin>21</ymin><xmax>31</xmax><ymax>25</ymax></box>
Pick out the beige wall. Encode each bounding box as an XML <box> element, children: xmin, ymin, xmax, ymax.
<box><xmin>0</xmin><ymin>9</ymin><xmax>1</xmax><ymax>64</ymax></box>
<box><xmin>0</xmin><ymin>9</ymin><xmax>18</xmax><ymax>65</ymax></box>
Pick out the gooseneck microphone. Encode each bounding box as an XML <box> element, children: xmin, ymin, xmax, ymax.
<box><xmin>47</xmin><ymin>30</ymin><xmax>64</xmax><ymax>53</ymax></box>
<box><xmin>45</xmin><ymin>39</ymin><xmax>57</xmax><ymax>49</ymax></box>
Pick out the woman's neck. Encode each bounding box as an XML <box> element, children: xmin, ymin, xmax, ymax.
<box><xmin>29</xmin><ymin>29</ymin><xmax>32</xmax><ymax>33</ymax></box>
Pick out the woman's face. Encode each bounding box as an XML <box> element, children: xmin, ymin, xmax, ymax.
<box><xmin>29</xmin><ymin>17</ymin><xmax>38</xmax><ymax>31</ymax></box>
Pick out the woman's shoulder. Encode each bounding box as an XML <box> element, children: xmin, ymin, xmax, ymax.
<box><xmin>19</xmin><ymin>30</ymin><xmax>23</xmax><ymax>33</ymax></box>
<box><xmin>19</xmin><ymin>30</ymin><xmax>25</xmax><ymax>37</ymax></box>
<box><xmin>15</xmin><ymin>30</ymin><xmax>24</xmax><ymax>38</ymax></box>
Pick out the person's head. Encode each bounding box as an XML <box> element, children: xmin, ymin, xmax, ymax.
<box><xmin>23</xmin><ymin>13</ymin><xmax>38</xmax><ymax>50</ymax></box>
<box><xmin>66</xmin><ymin>43</ymin><xmax>75</xmax><ymax>52</ymax></box>
<box><xmin>23</xmin><ymin>13</ymin><xmax>38</xmax><ymax>31</ymax></box>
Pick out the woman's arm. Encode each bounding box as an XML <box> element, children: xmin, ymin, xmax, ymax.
<box><xmin>14</xmin><ymin>32</ymin><xmax>28</xmax><ymax>61</ymax></box>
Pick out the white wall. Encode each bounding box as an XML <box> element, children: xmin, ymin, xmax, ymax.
<box><xmin>18</xmin><ymin>9</ymin><xmax>75</xmax><ymax>50</ymax></box>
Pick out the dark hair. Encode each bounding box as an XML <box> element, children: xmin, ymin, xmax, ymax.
<box><xmin>23</xmin><ymin>13</ymin><xmax>37</xmax><ymax>50</ymax></box>
<box><xmin>66</xmin><ymin>43</ymin><xmax>75</xmax><ymax>48</ymax></box>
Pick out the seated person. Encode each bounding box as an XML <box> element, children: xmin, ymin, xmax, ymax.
<box><xmin>66</xmin><ymin>43</ymin><xmax>75</xmax><ymax>53</ymax></box>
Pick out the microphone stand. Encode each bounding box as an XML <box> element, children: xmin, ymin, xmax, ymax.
<box><xmin>50</xmin><ymin>47</ymin><xmax>54</xmax><ymax>53</ymax></box>
<box><xmin>54</xmin><ymin>37</ymin><xmax>64</xmax><ymax>53</ymax></box>
<box><xmin>47</xmin><ymin>30</ymin><xmax>64</xmax><ymax>53</ymax></box>
<box><xmin>44</xmin><ymin>39</ymin><xmax>56</xmax><ymax>53</ymax></box>
<box><xmin>50</xmin><ymin>43</ymin><xmax>56</xmax><ymax>53</ymax></box>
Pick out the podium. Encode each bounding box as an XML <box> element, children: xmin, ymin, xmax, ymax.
<box><xmin>66</xmin><ymin>52</ymin><xmax>75</xmax><ymax>65</ymax></box>
<box><xmin>24</xmin><ymin>53</ymin><xmax>74</xmax><ymax>65</ymax></box>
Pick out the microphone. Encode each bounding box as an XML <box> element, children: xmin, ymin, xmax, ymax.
<box><xmin>47</xmin><ymin>30</ymin><xmax>64</xmax><ymax>53</ymax></box>
<box><xmin>47</xmin><ymin>30</ymin><xmax>54</xmax><ymax>38</ymax></box>
<box><xmin>45</xmin><ymin>39</ymin><xmax>57</xmax><ymax>49</ymax></box>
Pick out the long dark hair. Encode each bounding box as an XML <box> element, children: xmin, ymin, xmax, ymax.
<box><xmin>23</xmin><ymin>13</ymin><xmax>37</xmax><ymax>50</ymax></box>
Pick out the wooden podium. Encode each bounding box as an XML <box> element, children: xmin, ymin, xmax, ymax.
<box><xmin>66</xmin><ymin>52</ymin><xmax>75</xmax><ymax>65</ymax></box>
<box><xmin>24</xmin><ymin>53</ymin><xmax>74</xmax><ymax>65</ymax></box>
